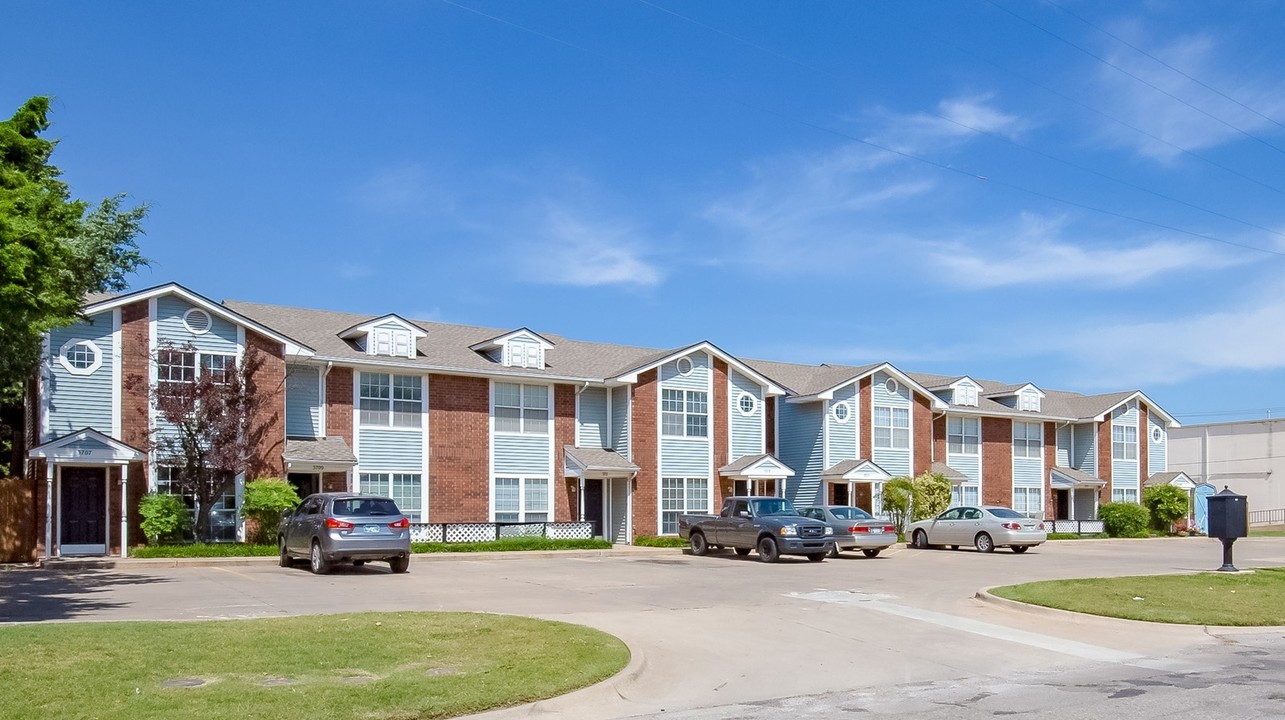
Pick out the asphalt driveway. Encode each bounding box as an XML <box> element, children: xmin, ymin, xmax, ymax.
<box><xmin>3</xmin><ymin>537</ymin><xmax>1285</xmax><ymax>719</ymax></box>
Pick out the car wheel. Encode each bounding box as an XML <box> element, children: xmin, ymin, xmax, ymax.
<box><xmin>278</xmin><ymin>537</ymin><xmax>292</xmax><ymax>567</ymax></box>
<box><xmin>806</xmin><ymin>553</ymin><xmax>825</xmax><ymax>562</ymax></box>
<box><xmin>757</xmin><ymin>536</ymin><xmax>780</xmax><ymax>563</ymax></box>
<box><xmin>309</xmin><ymin>540</ymin><xmax>330</xmax><ymax>574</ymax></box>
<box><xmin>353</xmin><ymin>560</ymin><xmax>365</xmax><ymax>567</ymax></box>
<box><xmin>912</xmin><ymin>530</ymin><xmax>928</xmax><ymax>549</ymax></box>
<box><xmin>1011</xmin><ymin>545</ymin><xmax>1029</xmax><ymax>554</ymax></box>
<box><xmin>827</xmin><ymin>543</ymin><xmax>841</xmax><ymax>558</ymax></box>
<box><xmin>862</xmin><ymin>548</ymin><xmax>881</xmax><ymax>558</ymax></box>
<box><xmin>689</xmin><ymin>532</ymin><xmax>709</xmax><ymax>556</ymax></box>
<box><xmin>389</xmin><ymin>556</ymin><xmax>409</xmax><ymax>574</ymax></box>
<box><xmin>734</xmin><ymin>547</ymin><xmax>751</xmax><ymax>556</ymax></box>
<box><xmin>974</xmin><ymin>533</ymin><xmax>995</xmax><ymax>553</ymax></box>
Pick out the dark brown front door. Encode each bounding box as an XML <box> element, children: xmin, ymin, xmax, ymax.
<box><xmin>61</xmin><ymin>467</ymin><xmax>106</xmax><ymax>549</ymax></box>
<box><xmin>583</xmin><ymin>480</ymin><xmax>604</xmax><ymax>537</ymax></box>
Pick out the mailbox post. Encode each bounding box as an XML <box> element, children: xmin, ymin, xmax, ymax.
<box><xmin>1206</xmin><ymin>486</ymin><xmax>1248</xmax><ymax>572</ymax></box>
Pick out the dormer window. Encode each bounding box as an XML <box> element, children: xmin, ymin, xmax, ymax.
<box><xmin>506</xmin><ymin>339</ymin><xmax>543</xmax><ymax>368</ymax></box>
<box><xmin>1019</xmin><ymin>390</ymin><xmax>1041</xmax><ymax>412</ymax></box>
<box><xmin>954</xmin><ymin>384</ymin><xmax>978</xmax><ymax>407</ymax></box>
<box><xmin>338</xmin><ymin>314</ymin><xmax>426</xmax><ymax>360</ymax></box>
<box><xmin>372</xmin><ymin>327</ymin><xmax>413</xmax><ymax>358</ymax></box>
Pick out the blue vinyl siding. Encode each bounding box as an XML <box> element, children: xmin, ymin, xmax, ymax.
<box><xmin>1072</xmin><ymin>423</ymin><xmax>1097</xmax><ymax>475</ymax></box>
<box><xmin>659</xmin><ymin>353</ymin><xmax>709</xmax><ymax>390</ymax></box>
<box><xmin>871</xmin><ymin>372</ymin><xmax>911</xmax><ymax>477</ymax></box>
<box><xmin>359</xmin><ymin>428</ymin><xmax>424</xmax><ymax>469</ymax></box>
<box><xmin>155</xmin><ymin>296</ymin><xmax>238</xmax><ymax>354</ymax></box>
<box><xmin>611</xmin><ymin>386</ymin><xmax>630</xmax><ymax>458</ymax></box>
<box><xmin>660</xmin><ymin>438</ymin><xmax>708</xmax><ymax>476</ymax></box>
<box><xmin>45</xmin><ymin>314</ymin><xmax>114</xmax><ymax>440</ymax></box>
<box><xmin>578</xmin><ymin>387</ymin><xmax>609</xmax><ymax>448</ymax></box>
<box><xmin>285</xmin><ymin>365</ymin><xmax>320</xmax><ymax>438</ymax></box>
<box><xmin>949</xmin><ymin>454</ymin><xmax>981</xmax><ymax>483</ymax></box>
<box><xmin>1148</xmin><ymin>414</ymin><xmax>1167</xmax><ymax>473</ymax></box>
<box><xmin>825</xmin><ymin>383</ymin><xmax>858</xmax><ymax>465</ymax></box>
<box><xmin>1056</xmin><ymin>425</ymin><xmax>1072</xmax><ymax>467</ymax></box>
<box><xmin>65</xmin><ymin>436</ymin><xmax>112</xmax><ymax>454</ymax></box>
<box><xmin>1013</xmin><ymin>457</ymin><xmax>1042</xmax><ymax>487</ymax></box>
<box><xmin>494</xmin><ymin>434</ymin><xmax>550</xmax><ymax>475</ymax></box>
<box><xmin>729</xmin><ymin>369</ymin><xmax>764</xmax><ymax>459</ymax></box>
<box><xmin>777</xmin><ymin>400</ymin><xmax>824</xmax><ymax>505</ymax></box>
<box><xmin>1112</xmin><ymin>403</ymin><xmax>1140</xmax><ymax>491</ymax></box>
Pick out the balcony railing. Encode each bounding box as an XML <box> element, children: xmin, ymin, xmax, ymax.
<box><xmin>408</xmin><ymin>521</ymin><xmax>595</xmax><ymax>544</ymax></box>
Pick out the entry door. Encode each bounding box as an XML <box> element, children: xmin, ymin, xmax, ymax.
<box><xmin>286</xmin><ymin>472</ymin><xmax>320</xmax><ymax>497</ymax></box>
<box><xmin>61</xmin><ymin>467</ymin><xmax>107</xmax><ymax>554</ymax></box>
<box><xmin>854</xmin><ymin>484</ymin><xmax>873</xmax><ymax>513</ymax></box>
<box><xmin>830</xmin><ymin>482</ymin><xmax>850</xmax><ymax>506</ymax></box>
<box><xmin>1056</xmin><ymin>490</ymin><xmax>1070</xmax><ymax>520</ymax></box>
<box><xmin>583</xmin><ymin>480</ymin><xmax>604</xmax><ymax>538</ymax></box>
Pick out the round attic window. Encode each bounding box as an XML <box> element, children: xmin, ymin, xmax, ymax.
<box><xmin>183</xmin><ymin>308</ymin><xmax>213</xmax><ymax>335</ymax></box>
<box><xmin>884</xmin><ymin>378</ymin><xmax>900</xmax><ymax>395</ymax></box>
<box><xmin>676</xmin><ymin>356</ymin><xmax>694</xmax><ymax>376</ymax></box>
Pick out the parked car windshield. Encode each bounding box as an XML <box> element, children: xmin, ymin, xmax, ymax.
<box><xmin>750</xmin><ymin>498</ymin><xmax>798</xmax><ymax>516</ymax></box>
<box><xmin>829</xmin><ymin>507</ymin><xmax>874</xmax><ymax>521</ymax></box>
<box><xmin>986</xmin><ymin>508</ymin><xmax>1025</xmax><ymax>519</ymax></box>
<box><xmin>333</xmin><ymin>498</ymin><xmax>402</xmax><ymax>517</ymax></box>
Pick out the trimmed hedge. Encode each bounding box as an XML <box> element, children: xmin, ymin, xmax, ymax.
<box><xmin>631</xmin><ymin>535</ymin><xmax>689</xmax><ymax>548</ymax></box>
<box><xmin>1097</xmin><ymin>502</ymin><xmax>1150</xmax><ymax>537</ymax></box>
<box><xmin>130</xmin><ymin>543</ymin><xmax>277</xmax><ymax>558</ymax></box>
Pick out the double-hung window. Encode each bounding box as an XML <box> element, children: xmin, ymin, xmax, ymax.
<box><xmin>1012</xmin><ymin>421</ymin><xmax>1042</xmax><ymax>458</ymax></box>
<box><xmin>661</xmin><ymin>477</ymin><xmax>708</xmax><ymax>534</ymax></box>
<box><xmin>873</xmin><ymin>406</ymin><xmax>910</xmax><ymax>449</ymax></box>
<box><xmin>158</xmin><ymin>349</ymin><xmax>196</xmax><ymax>393</ymax></box>
<box><xmin>493</xmin><ymin>477</ymin><xmax>549</xmax><ymax>522</ymax></box>
<box><xmin>1013</xmin><ymin>487</ymin><xmax>1043</xmax><ymax>517</ymax></box>
<box><xmin>201</xmin><ymin>354</ymin><xmax>233</xmax><ymax>385</ymax></box>
<box><xmin>1112</xmin><ymin>487</ymin><xmax>1139</xmax><ymax>504</ymax></box>
<box><xmin>947</xmin><ymin>416</ymin><xmax>979</xmax><ymax>455</ymax></box>
<box><xmin>360</xmin><ymin>373</ymin><xmax>422</xmax><ymax>427</ymax></box>
<box><xmin>360</xmin><ymin>472</ymin><xmax>423</xmax><ymax>521</ymax></box>
<box><xmin>1112</xmin><ymin>424</ymin><xmax>1138</xmax><ymax>460</ymax></box>
<box><xmin>493</xmin><ymin>383</ymin><xmax>549</xmax><ymax>434</ymax></box>
<box><xmin>661</xmin><ymin>389</ymin><xmax>708</xmax><ymax>437</ymax></box>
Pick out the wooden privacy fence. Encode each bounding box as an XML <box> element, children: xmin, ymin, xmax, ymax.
<box><xmin>0</xmin><ymin>477</ymin><xmax>37</xmax><ymax>563</ymax></box>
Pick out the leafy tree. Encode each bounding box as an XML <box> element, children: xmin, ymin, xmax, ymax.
<box><xmin>241</xmin><ymin>477</ymin><xmax>301</xmax><ymax>544</ymax></box>
<box><xmin>0</xmin><ymin>96</ymin><xmax>148</xmax><ymax>474</ymax></box>
<box><xmin>125</xmin><ymin>343</ymin><xmax>276</xmax><ymax>542</ymax></box>
<box><xmin>880</xmin><ymin>477</ymin><xmax>914</xmax><ymax>531</ymax></box>
<box><xmin>910</xmin><ymin>471</ymin><xmax>952</xmax><ymax>521</ymax></box>
<box><xmin>138</xmin><ymin>492</ymin><xmax>192</xmax><ymax>544</ymax></box>
<box><xmin>1142</xmin><ymin>485</ymin><xmax>1189</xmax><ymax>531</ymax></box>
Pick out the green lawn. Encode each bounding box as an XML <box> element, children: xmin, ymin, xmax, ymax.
<box><xmin>991</xmin><ymin>568</ymin><xmax>1285</xmax><ymax>625</ymax></box>
<box><xmin>0</xmin><ymin>612</ymin><xmax>629</xmax><ymax>720</ymax></box>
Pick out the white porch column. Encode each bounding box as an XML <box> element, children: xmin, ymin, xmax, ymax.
<box><xmin>1069</xmin><ymin>490</ymin><xmax>1076</xmax><ymax>521</ymax></box>
<box><xmin>45</xmin><ymin>463</ymin><xmax>55</xmax><ymax>560</ymax></box>
<box><xmin>120</xmin><ymin>465</ymin><xmax>129</xmax><ymax>559</ymax></box>
<box><xmin>578</xmin><ymin>477</ymin><xmax>585</xmax><ymax>521</ymax></box>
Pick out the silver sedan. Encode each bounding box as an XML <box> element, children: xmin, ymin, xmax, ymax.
<box><xmin>797</xmin><ymin>505</ymin><xmax>898</xmax><ymax>558</ymax></box>
<box><xmin>906</xmin><ymin>506</ymin><xmax>1047</xmax><ymax>553</ymax></box>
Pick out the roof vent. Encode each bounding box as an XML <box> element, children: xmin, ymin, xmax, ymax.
<box><xmin>183</xmin><ymin>308</ymin><xmax>212</xmax><ymax>335</ymax></box>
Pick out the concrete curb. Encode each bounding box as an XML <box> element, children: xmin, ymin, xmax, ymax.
<box><xmin>17</xmin><ymin>546</ymin><xmax>684</xmax><ymax>572</ymax></box>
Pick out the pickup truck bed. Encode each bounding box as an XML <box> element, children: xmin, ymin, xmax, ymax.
<box><xmin>679</xmin><ymin>497</ymin><xmax>833</xmax><ymax>563</ymax></box>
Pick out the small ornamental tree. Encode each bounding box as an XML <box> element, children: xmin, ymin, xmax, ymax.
<box><xmin>910</xmin><ymin>471</ymin><xmax>952</xmax><ymax>521</ymax></box>
<box><xmin>241</xmin><ymin>478</ymin><xmax>301</xmax><ymax>544</ymax></box>
<box><xmin>1142</xmin><ymin>485</ymin><xmax>1189</xmax><ymax>531</ymax></box>
<box><xmin>139</xmin><ymin>492</ymin><xmax>191</xmax><ymax>544</ymax></box>
<box><xmin>125</xmin><ymin>342</ymin><xmax>276</xmax><ymax>542</ymax></box>
<box><xmin>881</xmin><ymin>477</ymin><xmax>914</xmax><ymax>531</ymax></box>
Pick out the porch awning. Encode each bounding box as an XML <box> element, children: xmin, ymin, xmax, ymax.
<box><xmin>564</xmin><ymin>446</ymin><xmax>639</xmax><ymax>479</ymax></box>
<box><xmin>28</xmin><ymin>428</ymin><xmax>144</xmax><ymax>465</ymax></box>
<box><xmin>931</xmin><ymin>462</ymin><xmax>970</xmax><ymax>486</ymax></box>
<box><xmin>1146</xmin><ymin>471</ymin><xmax>1196</xmax><ymax>490</ymax></box>
<box><xmin>720</xmin><ymin>453</ymin><xmax>795</xmax><ymax>480</ymax></box>
<box><xmin>283</xmin><ymin>437</ymin><xmax>358</xmax><ymax>471</ymax></box>
<box><xmin>1050</xmin><ymin>466</ymin><xmax>1106</xmax><ymax>489</ymax></box>
<box><xmin>821</xmin><ymin>458</ymin><xmax>890</xmax><ymax>483</ymax></box>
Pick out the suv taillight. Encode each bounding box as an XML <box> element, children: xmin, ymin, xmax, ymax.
<box><xmin>325</xmin><ymin>518</ymin><xmax>354</xmax><ymax>530</ymax></box>
<box><xmin>389</xmin><ymin>518</ymin><xmax>410</xmax><ymax>529</ymax></box>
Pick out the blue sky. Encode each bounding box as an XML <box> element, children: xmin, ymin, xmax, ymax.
<box><xmin>5</xmin><ymin>1</ymin><xmax>1285</xmax><ymax>424</ymax></box>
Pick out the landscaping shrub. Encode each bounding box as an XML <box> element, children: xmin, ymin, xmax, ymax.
<box><xmin>632</xmin><ymin>535</ymin><xmax>689</xmax><ymax>548</ymax></box>
<box><xmin>881</xmin><ymin>477</ymin><xmax>914</xmax><ymax>531</ymax></box>
<box><xmin>130</xmin><ymin>543</ymin><xmax>277</xmax><ymax>558</ymax></box>
<box><xmin>1098</xmin><ymin>501</ymin><xmax>1150</xmax><ymax>537</ymax></box>
<box><xmin>240</xmin><ymin>477</ymin><xmax>301</xmax><ymax>544</ymax></box>
<box><xmin>1142</xmin><ymin>485</ymin><xmax>1189</xmax><ymax>531</ymax></box>
<box><xmin>910</xmin><ymin>471</ymin><xmax>952</xmax><ymax>521</ymax></box>
<box><xmin>138</xmin><ymin>492</ymin><xmax>191</xmax><ymax>543</ymax></box>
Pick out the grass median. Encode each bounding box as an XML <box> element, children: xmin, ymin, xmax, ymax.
<box><xmin>0</xmin><ymin>612</ymin><xmax>629</xmax><ymax>720</ymax></box>
<box><xmin>990</xmin><ymin>568</ymin><xmax>1285</xmax><ymax>625</ymax></box>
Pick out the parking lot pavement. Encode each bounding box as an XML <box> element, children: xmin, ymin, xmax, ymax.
<box><xmin>2</xmin><ymin>537</ymin><xmax>1284</xmax><ymax>719</ymax></box>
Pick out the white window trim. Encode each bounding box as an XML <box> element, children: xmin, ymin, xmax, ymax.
<box><xmin>1012</xmin><ymin>420</ymin><xmax>1042</xmax><ymax>459</ymax></box>
<box><xmin>675</xmin><ymin>356</ymin><xmax>694</xmax><ymax>376</ymax></box>
<box><xmin>1112</xmin><ymin>423</ymin><xmax>1138</xmax><ymax>461</ymax></box>
<box><xmin>659</xmin><ymin>476</ymin><xmax>710</xmax><ymax>535</ymax></box>
<box><xmin>358</xmin><ymin>471</ymin><xmax>425</xmax><ymax>522</ymax></box>
<box><xmin>884</xmin><ymin>378</ymin><xmax>899</xmax><ymax>395</ymax></box>
<box><xmin>58</xmin><ymin>338</ymin><xmax>103</xmax><ymax>376</ymax></box>
<box><xmin>947</xmin><ymin>415</ymin><xmax>980</xmax><ymax>456</ymax></box>
<box><xmin>661</xmin><ymin>388</ymin><xmax>709</xmax><ymax>438</ymax></box>
<box><xmin>736</xmin><ymin>391</ymin><xmax>758</xmax><ymax>417</ymax></box>
<box><xmin>954</xmin><ymin>384</ymin><xmax>978</xmax><ymax>407</ymax></box>
<box><xmin>491</xmin><ymin>475</ymin><xmax>552</xmax><ymax>522</ymax></box>
<box><xmin>873</xmin><ymin>405</ymin><xmax>910</xmax><ymax>450</ymax></box>
<box><xmin>830</xmin><ymin>400</ymin><xmax>851</xmax><ymax>424</ymax></box>
<box><xmin>358</xmin><ymin>371</ymin><xmax>424</xmax><ymax>429</ymax></box>
<box><xmin>182</xmin><ymin>308</ymin><xmax>213</xmax><ymax>335</ymax></box>
<box><xmin>1151</xmin><ymin>426</ymin><xmax>1164</xmax><ymax>444</ymax></box>
<box><xmin>492</xmin><ymin>381</ymin><xmax>551</xmax><ymax>436</ymax></box>
<box><xmin>504</xmin><ymin>339</ymin><xmax>544</xmax><ymax>369</ymax></box>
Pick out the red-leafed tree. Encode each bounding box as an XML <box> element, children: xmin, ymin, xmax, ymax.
<box><xmin>125</xmin><ymin>342</ymin><xmax>275</xmax><ymax>542</ymax></box>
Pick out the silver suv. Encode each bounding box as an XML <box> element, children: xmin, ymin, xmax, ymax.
<box><xmin>279</xmin><ymin>493</ymin><xmax>412</xmax><ymax>574</ymax></box>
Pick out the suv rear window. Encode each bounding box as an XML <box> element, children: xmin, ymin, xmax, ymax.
<box><xmin>332</xmin><ymin>498</ymin><xmax>402</xmax><ymax>517</ymax></box>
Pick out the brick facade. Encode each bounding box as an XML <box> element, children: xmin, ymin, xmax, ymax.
<box><xmin>713</xmin><ymin>359</ymin><xmax>730</xmax><ymax>507</ymax></box>
<box><xmin>246</xmin><ymin>330</ymin><xmax>286</xmax><ymax>479</ymax></box>
<box><xmin>325</xmin><ymin>366</ymin><xmax>353</xmax><ymax>443</ymax></box>
<box><xmin>858</xmin><ymin>377</ymin><xmax>872</xmax><ymax>461</ymax></box>
<box><xmin>933</xmin><ymin>415</ymin><xmax>947</xmax><ymax>467</ymax></box>
<box><xmin>554</xmin><ymin>383</ymin><xmax>576</xmax><ymax>521</ymax></box>
<box><xmin>765</xmin><ymin>396</ymin><xmax>775</xmax><ymax>456</ymax></box>
<box><xmin>631</xmin><ymin>370</ymin><xmax>658</xmax><ymax>538</ymax></box>
<box><xmin>982</xmin><ymin>417</ymin><xmax>1012</xmax><ymax>507</ymax></box>
<box><xmin>1097</xmin><ymin>419</ymin><xmax>1113</xmax><ymax>505</ymax></box>
<box><xmin>912</xmin><ymin>393</ymin><xmax>932</xmax><ymax>475</ymax></box>
<box><xmin>119</xmin><ymin>301</ymin><xmax>151</xmax><ymax>552</ymax></box>
<box><xmin>427</xmin><ymin>374</ymin><xmax>490</xmax><ymax>522</ymax></box>
<box><xmin>1043</xmin><ymin>422</ymin><xmax>1057</xmax><ymax>519</ymax></box>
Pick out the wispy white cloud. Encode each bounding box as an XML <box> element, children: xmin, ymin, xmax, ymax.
<box><xmin>1090</xmin><ymin>27</ymin><xmax>1285</xmax><ymax>161</ymax></box>
<box><xmin>871</xmin><ymin>94</ymin><xmax>1027</xmax><ymax>154</ymax></box>
<box><xmin>925</xmin><ymin>213</ymin><xmax>1249</xmax><ymax>288</ymax></box>
<box><xmin>520</xmin><ymin>204</ymin><xmax>662</xmax><ymax>287</ymax></box>
<box><xmin>353</xmin><ymin>163</ymin><xmax>447</xmax><ymax>212</ymax></box>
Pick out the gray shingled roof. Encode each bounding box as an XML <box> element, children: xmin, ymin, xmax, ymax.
<box><xmin>563</xmin><ymin>446</ymin><xmax>639</xmax><ymax>473</ymax></box>
<box><xmin>743</xmin><ymin>360</ymin><xmax>885</xmax><ymax>397</ymax></box>
<box><xmin>283</xmin><ymin>437</ymin><xmax>358</xmax><ymax>465</ymax></box>
<box><xmin>821</xmin><ymin>458</ymin><xmax>890</xmax><ymax>479</ymax></box>
<box><xmin>931</xmin><ymin>462</ymin><xmax>969</xmax><ymax>484</ymax></box>
<box><xmin>1146</xmin><ymin>471</ymin><xmax>1194</xmax><ymax>487</ymax></box>
<box><xmin>1051</xmin><ymin>466</ymin><xmax>1105</xmax><ymax>487</ymax></box>
<box><xmin>719</xmin><ymin>453</ymin><xmax>794</xmax><ymax>475</ymax></box>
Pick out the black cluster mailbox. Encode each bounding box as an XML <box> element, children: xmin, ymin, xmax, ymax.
<box><xmin>1207</xmin><ymin>486</ymin><xmax>1248</xmax><ymax>572</ymax></box>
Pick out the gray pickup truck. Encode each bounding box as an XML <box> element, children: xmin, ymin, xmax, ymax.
<box><xmin>678</xmin><ymin>496</ymin><xmax>834</xmax><ymax>562</ymax></box>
